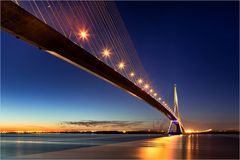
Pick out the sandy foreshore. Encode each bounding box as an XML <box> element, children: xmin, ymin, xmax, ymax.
<box><xmin>12</xmin><ymin>134</ymin><xmax>239</xmax><ymax>159</ymax></box>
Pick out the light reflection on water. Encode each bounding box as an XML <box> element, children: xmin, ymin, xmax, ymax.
<box><xmin>137</xmin><ymin>136</ymin><xmax>180</xmax><ymax>159</ymax></box>
<box><xmin>1</xmin><ymin>134</ymin><xmax>239</xmax><ymax>159</ymax></box>
<box><xmin>186</xmin><ymin>135</ymin><xmax>192</xmax><ymax>159</ymax></box>
<box><xmin>137</xmin><ymin>134</ymin><xmax>239</xmax><ymax>159</ymax></box>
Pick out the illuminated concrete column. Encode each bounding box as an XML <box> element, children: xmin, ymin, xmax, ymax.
<box><xmin>168</xmin><ymin>84</ymin><xmax>184</xmax><ymax>134</ymax></box>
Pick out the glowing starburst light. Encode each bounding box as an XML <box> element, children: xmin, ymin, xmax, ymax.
<box><xmin>137</xmin><ymin>79</ymin><xmax>143</xmax><ymax>84</ymax></box>
<box><xmin>130</xmin><ymin>72</ymin><xmax>135</xmax><ymax>77</ymax></box>
<box><xmin>144</xmin><ymin>84</ymin><xmax>149</xmax><ymax>89</ymax></box>
<box><xmin>78</xmin><ymin>28</ymin><xmax>89</xmax><ymax>40</ymax></box>
<box><xmin>118</xmin><ymin>61</ymin><xmax>126</xmax><ymax>69</ymax></box>
<box><xmin>102</xmin><ymin>48</ymin><xmax>111</xmax><ymax>57</ymax></box>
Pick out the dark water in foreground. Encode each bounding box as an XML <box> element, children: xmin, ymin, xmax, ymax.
<box><xmin>1</xmin><ymin>133</ymin><xmax>239</xmax><ymax>159</ymax></box>
<box><xmin>1</xmin><ymin>133</ymin><xmax>159</xmax><ymax>158</ymax></box>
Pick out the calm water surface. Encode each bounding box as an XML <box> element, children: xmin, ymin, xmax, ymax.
<box><xmin>1</xmin><ymin>133</ymin><xmax>159</xmax><ymax>158</ymax></box>
<box><xmin>1</xmin><ymin>133</ymin><xmax>239</xmax><ymax>159</ymax></box>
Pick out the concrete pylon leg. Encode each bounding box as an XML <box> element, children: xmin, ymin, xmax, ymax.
<box><xmin>168</xmin><ymin>120</ymin><xmax>183</xmax><ymax>134</ymax></box>
<box><xmin>168</xmin><ymin>121</ymin><xmax>173</xmax><ymax>133</ymax></box>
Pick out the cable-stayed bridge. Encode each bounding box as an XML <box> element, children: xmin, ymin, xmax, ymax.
<box><xmin>1</xmin><ymin>1</ymin><xmax>184</xmax><ymax>134</ymax></box>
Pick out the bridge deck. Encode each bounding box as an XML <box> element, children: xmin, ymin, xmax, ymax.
<box><xmin>1</xmin><ymin>1</ymin><xmax>181</xmax><ymax>122</ymax></box>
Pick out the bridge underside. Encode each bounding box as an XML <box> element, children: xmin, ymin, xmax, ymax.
<box><xmin>1</xmin><ymin>1</ymin><xmax>184</xmax><ymax>133</ymax></box>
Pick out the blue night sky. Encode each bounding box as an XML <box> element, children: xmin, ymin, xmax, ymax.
<box><xmin>1</xmin><ymin>1</ymin><xmax>239</xmax><ymax>131</ymax></box>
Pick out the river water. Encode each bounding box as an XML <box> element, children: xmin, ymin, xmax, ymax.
<box><xmin>1</xmin><ymin>133</ymin><xmax>239</xmax><ymax>159</ymax></box>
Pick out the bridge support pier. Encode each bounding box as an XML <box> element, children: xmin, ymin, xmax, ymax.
<box><xmin>168</xmin><ymin>120</ymin><xmax>183</xmax><ymax>135</ymax></box>
<box><xmin>167</xmin><ymin>84</ymin><xmax>184</xmax><ymax>135</ymax></box>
